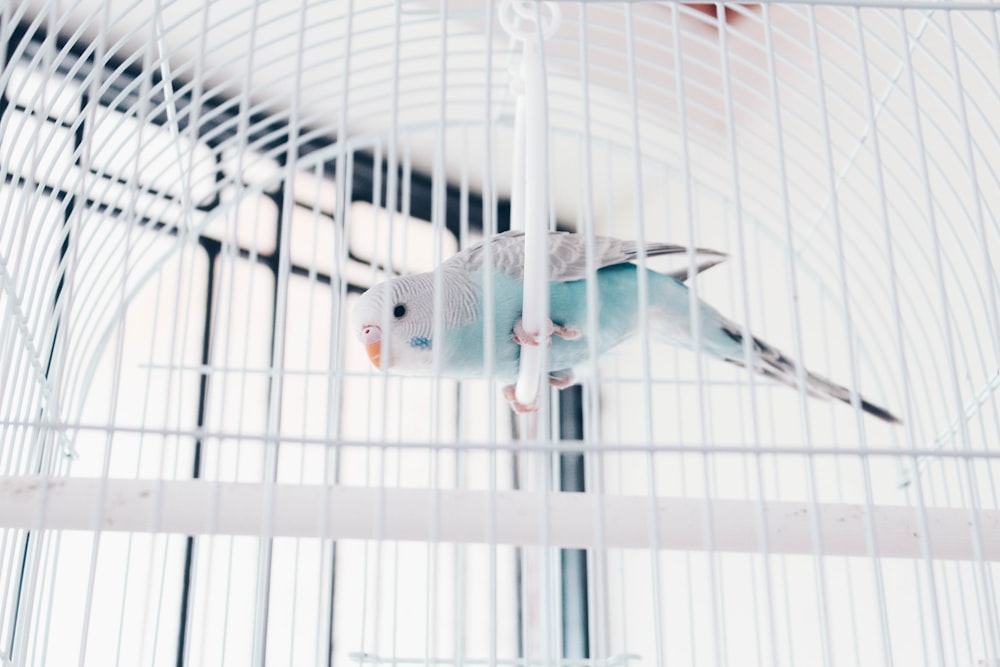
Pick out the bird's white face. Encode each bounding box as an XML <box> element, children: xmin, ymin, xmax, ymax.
<box><xmin>351</xmin><ymin>274</ymin><xmax>439</xmax><ymax>374</ymax></box>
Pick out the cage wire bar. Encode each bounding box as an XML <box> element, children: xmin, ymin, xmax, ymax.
<box><xmin>0</xmin><ymin>10</ymin><xmax>598</xmax><ymax>666</ymax></box>
<box><xmin>2</xmin><ymin>1</ymin><xmax>1000</xmax><ymax>666</ymax></box>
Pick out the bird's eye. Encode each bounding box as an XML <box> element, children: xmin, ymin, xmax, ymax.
<box><xmin>393</xmin><ymin>303</ymin><xmax>406</xmax><ymax>318</ymax></box>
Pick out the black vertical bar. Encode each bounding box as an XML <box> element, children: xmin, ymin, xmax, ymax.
<box><xmin>175</xmin><ymin>239</ymin><xmax>219</xmax><ymax>667</ymax></box>
<box><xmin>559</xmin><ymin>385</ymin><xmax>589</xmax><ymax>660</ymax></box>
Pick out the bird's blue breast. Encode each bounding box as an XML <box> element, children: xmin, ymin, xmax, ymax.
<box><xmin>442</xmin><ymin>264</ymin><xmax>657</xmax><ymax>383</ymax></box>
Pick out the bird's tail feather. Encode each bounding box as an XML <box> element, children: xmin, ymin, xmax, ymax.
<box><xmin>718</xmin><ymin>321</ymin><xmax>901</xmax><ymax>424</ymax></box>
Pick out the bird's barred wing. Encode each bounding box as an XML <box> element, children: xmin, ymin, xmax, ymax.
<box><xmin>451</xmin><ymin>230</ymin><xmax>727</xmax><ymax>283</ymax></box>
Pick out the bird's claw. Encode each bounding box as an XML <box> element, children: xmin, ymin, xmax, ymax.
<box><xmin>502</xmin><ymin>384</ymin><xmax>539</xmax><ymax>413</ymax></box>
<box><xmin>551</xmin><ymin>323</ymin><xmax>582</xmax><ymax>340</ymax></box>
<box><xmin>505</xmin><ymin>318</ymin><xmax>580</xmax><ymax>413</ymax></box>
<box><xmin>547</xmin><ymin>370</ymin><xmax>575</xmax><ymax>388</ymax></box>
<box><xmin>511</xmin><ymin>320</ymin><xmax>540</xmax><ymax>346</ymax></box>
<box><xmin>512</xmin><ymin>319</ymin><xmax>582</xmax><ymax>347</ymax></box>
<box><xmin>501</xmin><ymin>372</ymin><xmax>576</xmax><ymax>412</ymax></box>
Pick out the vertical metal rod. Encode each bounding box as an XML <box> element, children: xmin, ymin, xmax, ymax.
<box><xmin>761</xmin><ymin>5</ymin><xmax>832</xmax><ymax>664</ymax></box>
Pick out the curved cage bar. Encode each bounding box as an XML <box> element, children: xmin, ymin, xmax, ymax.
<box><xmin>1</xmin><ymin>2</ymin><xmax>999</xmax><ymax>666</ymax></box>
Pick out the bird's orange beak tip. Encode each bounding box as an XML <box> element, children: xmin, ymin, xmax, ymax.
<box><xmin>365</xmin><ymin>341</ymin><xmax>382</xmax><ymax>369</ymax></box>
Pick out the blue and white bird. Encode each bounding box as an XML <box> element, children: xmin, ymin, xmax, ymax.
<box><xmin>352</xmin><ymin>230</ymin><xmax>899</xmax><ymax>423</ymax></box>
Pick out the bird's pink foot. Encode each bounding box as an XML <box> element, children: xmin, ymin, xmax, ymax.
<box><xmin>547</xmin><ymin>370</ymin><xmax>575</xmax><ymax>389</ymax></box>
<box><xmin>512</xmin><ymin>319</ymin><xmax>582</xmax><ymax>346</ymax></box>
<box><xmin>551</xmin><ymin>323</ymin><xmax>582</xmax><ymax>340</ymax></box>
<box><xmin>502</xmin><ymin>384</ymin><xmax>539</xmax><ymax>413</ymax></box>
<box><xmin>512</xmin><ymin>320</ymin><xmax>542</xmax><ymax>346</ymax></box>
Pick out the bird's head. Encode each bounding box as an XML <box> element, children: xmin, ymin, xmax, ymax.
<box><xmin>352</xmin><ymin>273</ymin><xmax>440</xmax><ymax>374</ymax></box>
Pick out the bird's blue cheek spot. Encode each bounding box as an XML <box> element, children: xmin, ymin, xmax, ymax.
<box><xmin>409</xmin><ymin>336</ymin><xmax>432</xmax><ymax>350</ymax></box>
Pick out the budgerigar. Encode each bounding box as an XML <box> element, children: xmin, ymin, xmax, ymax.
<box><xmin>352</xmin><ymin>230</ymin><xmax>900</xmax><ymax>423</ymax></box>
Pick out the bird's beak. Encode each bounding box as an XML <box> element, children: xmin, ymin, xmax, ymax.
<box><xmin>366</xmin><ymin>341</ymin><xmax>381</xmax><ymax>368</ymax></box>
<box><xmin>360</xmin><ymin>325</ymin><xmax>383</xmax><ymax>369</ymax></box>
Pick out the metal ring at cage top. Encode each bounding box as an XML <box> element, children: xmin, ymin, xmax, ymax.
<box><xmin>498</xmin><ymin>0</ymin><xmax>561</xmax><ymax>42</ymax></box>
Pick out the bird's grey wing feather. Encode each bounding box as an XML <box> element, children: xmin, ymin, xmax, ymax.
<box><xmin>452</xmin><ymin>230</ymin><xmax>727</xmax><ymax>283</ymax></box>
<box><xmin>665</xmin><ymin>256</ymin><xmax>727</xmax><ymax>282</ymax></box>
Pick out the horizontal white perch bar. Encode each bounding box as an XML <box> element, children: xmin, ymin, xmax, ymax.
<box><xmin>0</xmin><ymin>476</ymin><xmax>997</xmax><ymax>560</ymax></box>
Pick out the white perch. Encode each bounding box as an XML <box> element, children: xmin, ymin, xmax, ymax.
<box><xmin>502</xmin><ymin>2</ymin><xmax>555</xmax><ymax>409</ymax></box>
<box><xmin>513</xmin><ymin>42</ymin><xmax>549</xmax><ymax>407</ymax></box>
<box><xmin>1</xmin><ymin>476</ymin><xmax>998</xmax><ymax>561</ymax></box>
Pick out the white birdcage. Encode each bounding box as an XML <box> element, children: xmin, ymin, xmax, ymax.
<box><xmin>1</xmin><ymin>0</ymin><xmax>999</xmax><ymax>665</ymax></box>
